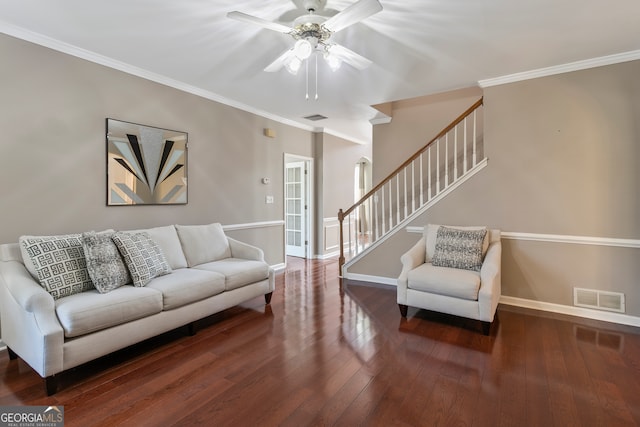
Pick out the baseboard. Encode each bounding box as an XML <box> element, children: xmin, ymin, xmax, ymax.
<box><xmin>271</xmin><ymin>263</ymin><xmax>286</xmax><ymax>273</ymax></box>
<box><xmin>343</xmin><ymin>273</ymin><xmax>397</xmax><ymax>286</ymax></box>
<box><xmin>499</xmin><ymin>296</ymin><xmax>640</xmax><ymax>328</ymax></box>
<box><xmin>315</xmin><ymin>251</ymin><xmax>340</xmax><ymax>260</ymax></box>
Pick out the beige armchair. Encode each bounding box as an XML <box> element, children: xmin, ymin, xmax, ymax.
<box><xmin>397</xmin><ymin>224</ymin><xmax>501</xmax><ymax>335</ymax></box>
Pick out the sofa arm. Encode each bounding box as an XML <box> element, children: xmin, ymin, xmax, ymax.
<box><xmin>0</xmin><ymin>261</ymin><xmax>64</xmax><ymax>377</ymax></box>
<box><xmin>227</xmin><ymin>237</ymin><xmax>265</xmax><ymax>262</ymax></box>
<box><xmin>397</xmin><ymin>237</ymin><xmax>426</xmax><ymax>303</ymax></box>
<box><xmin>478</xmin><ymin>240</ymin><xmax>502</xmax><ymax>322</ymax></box>
<box><xmin>1</xmin><ymin>261</ymin><xmax>55</xmax><ymax>313</ymax></box>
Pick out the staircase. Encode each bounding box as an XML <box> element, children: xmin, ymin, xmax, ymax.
<box><xmin>338</xmin><ymin>98</ymin><xmax>486</xmax><ymax>274</ymax></box>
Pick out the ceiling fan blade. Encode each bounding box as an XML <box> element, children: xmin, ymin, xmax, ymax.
<box><xmin>227</xmin><ymin>11</ymin><xmax>293</xmax><ymax>34</ymax></box>
<box><xmin>323</xmin><ymin>0</ymin><xmax>382</xmax><ymax>33</ymax></box>
<box><xmin>326</xmin><ymin>44</ymin><xmax>372</xmax><ymax>70</ymax></box>
<box><xmin>264</xmin><ymin>49</ymin><xmax>296</xmax><ymax>72</ymax></box>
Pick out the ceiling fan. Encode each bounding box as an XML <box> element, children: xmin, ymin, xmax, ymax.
<box><xmin>227</xmin><ymin>0</ymin><xmax>382</xmax><ymax>75</ymax></box>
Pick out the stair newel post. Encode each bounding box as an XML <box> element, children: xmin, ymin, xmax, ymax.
<box><xmin>338</xmin><ymin>208</ymin><xmax>345</xmax><ymax>273</ymax></box>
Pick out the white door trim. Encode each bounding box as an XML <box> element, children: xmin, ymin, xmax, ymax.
<box><xmin>284</xmin><ymin>154</ymin><xmax>314</xmax><ymax>259</ymax></box>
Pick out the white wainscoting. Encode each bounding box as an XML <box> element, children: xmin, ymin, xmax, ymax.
<box><xmin>317</xmin><ymin>217</ymin><xmax>341</xmax><ymax>259</ymax></box>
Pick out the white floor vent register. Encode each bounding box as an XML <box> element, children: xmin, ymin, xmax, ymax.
<box><xmin>574</xmin><ymin>287</ymin><xmax>625</xmax><ymax>313</ymax></box>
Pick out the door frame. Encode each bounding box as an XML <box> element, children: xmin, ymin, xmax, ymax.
<box><xmin>284</xmin><ymin>154</ymin><xmax>314</xmax><ymax>259</ymax></box>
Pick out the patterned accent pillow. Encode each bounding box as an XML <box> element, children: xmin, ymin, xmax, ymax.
<box><xmin>20</xmin><ymin>234</ymin><xmax>95</xmax><ymax>299</ymax></box>
<box><xmin>112</xmin><ymin>232</ymin><xmax>171</xmax><ymax>287</ymax></box>
<box><xmin>82</xmin><ymin>231</ymin><xmax>131</xmax><ymax>293</ymax></box>
<box><xmin>431</xmin><ymin>226</ymin><xmax>487</xmax><ymax>272</ymax></box>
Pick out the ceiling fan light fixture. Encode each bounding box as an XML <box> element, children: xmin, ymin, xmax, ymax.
<box><xmin>324</xmin><ymin>52</ymin><xmax>342</xmax><ymax>71</ymax></box>
<box><xmin>293</xmin><ymin>39</ymin><xmax>313</xmax><ymax>59</ymax></box>
<box><xmin>285</xmin><ymin>56</ymin><xmax>303</xmax><ymax>75</ymax></box>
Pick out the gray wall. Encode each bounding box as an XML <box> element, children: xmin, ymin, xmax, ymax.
<box><xmin>0</xmin><ymin>34</ymin><xmax>319</xmax><ymax>266</ymax></box>
<box><xmin>350</xmin><ymin>60</ymin><xmax>640</xmax><ymax>316</ymax></box>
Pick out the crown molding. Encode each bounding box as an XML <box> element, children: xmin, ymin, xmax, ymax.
<box><xmin>369</xmin><ymin>116</ymin><xmax>392</xmax><ymax>125</ymax></box>
<box><xmin>0</xmin><ymin>21</ymin><xmax>316</xmax><ymax>133</ymax></box>
<box><xmin>478</xmin><ymin>49</ymin><xmax>640</xmax><ymax>88</ymax></box>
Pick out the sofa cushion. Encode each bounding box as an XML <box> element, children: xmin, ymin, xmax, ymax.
<box><xmin>55</xmin><ymin>286</ymin><xmax>163</xmax><ymax>338</ymax></box>
<box><xmin>425</xmin><ymin>224</ymin><xmax>489</xmax><ymax>263</ymax></box>
<box><xmin>175</xmin><ymin>223</ymin><xmax>231</xmax><ymax>267</ymax></box>
<box><xmin>194</xmin><ymin>258</ymin><xmax>270</xmax><ymax>291</ymax></box>
<box><xmin>81</xmin><ymin>231</ymin><xmax>131</xmax><ymax>293</ymax></box>
<box><xmin>112</xmin><ymin>232</ymin><xmax>172</xmax><ymax>287</ymax></box>
<box><xmin>431</xmin><ymin>226</ymin><xmax>487</xmax><ymax>272</ymax></box>
<box><xmin>19</xmin><ymin>234</ymin><xmax>94</xmax><ymax>299</ymax></box>
<box><xmin>407</xmin><ymin>263</ymin><xmax>481</xmax><ymax>301</ymax></box>
<box><xmin>146</xmin><ymin>268</ymin><xmax>225</xmax><ymax>310</ymax></box>
<box><xmin>125</xmin><ymin>225</ymin><xmax>188</xmax><ymax>269</ymax></box>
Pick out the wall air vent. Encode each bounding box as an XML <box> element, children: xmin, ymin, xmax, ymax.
<box><xmin>573</xmin><ymin>287</ymin><xmax>625</xmax><ymax>313</ymax></box>
<box><xmin>303</xmin><ymin>114</ymin><xmax>328</xmax><ymax>121</ymax></box>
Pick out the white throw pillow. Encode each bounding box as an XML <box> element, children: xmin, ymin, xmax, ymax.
<box><xmin>175</xmin><ymin>223</ymin><xmax>231</xmax><ymax>267</ymax></box>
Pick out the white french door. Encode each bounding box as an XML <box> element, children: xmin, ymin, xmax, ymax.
<box><xmin>285</xmin><ymin>161</ymin><xmax>308</xmax><ymax>258</ymax></box>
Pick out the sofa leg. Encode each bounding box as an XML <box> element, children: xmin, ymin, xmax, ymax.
<box><xmin>398</xmin><ymin>304</ymin><xmax>408</xmax><ymax>317</ymax></box>
<box><xmin>481</xmin><ymin>321</ymin><xmax>491</xmax><ymax>336</ymax></box>
<box><xmin>6</xmin><ymin>347</ymin><xmax>18</xmax><ymax>360</ymax></box>
<box><xmin>188</xmin><ymin>322</ymin><xmax>197</xmax><ymax>336</ymax></box>
<box><xmin>264</xmin><ymin>292</ymin><xmax>273</xmax><ymax>305</ymax></box>
<box><xmin>45</xmin><ymin>375</ymin><xmax>58</xmax><ymax>396</ymax></box>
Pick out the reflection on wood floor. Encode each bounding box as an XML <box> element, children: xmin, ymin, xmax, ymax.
<box><xmin>1</xmin><ymin>256</ymin><xmax>639</xmax><ymax>426</ymax></box>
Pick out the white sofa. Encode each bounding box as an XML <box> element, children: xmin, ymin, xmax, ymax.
<box><xmin>397</xmin><ymin>224</ymin><xmax>501</xmax><ymax>335</ymax></box>
<box><xmin>0</xmin><ymin>223</ymin><xmax>274</xmax><ymax>395</ymax></box>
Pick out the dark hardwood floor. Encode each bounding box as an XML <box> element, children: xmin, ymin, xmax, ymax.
<box><xmin>1</xmin><ymin>257</ymin><xmax>640</xmax><ymax>426</ymax></box>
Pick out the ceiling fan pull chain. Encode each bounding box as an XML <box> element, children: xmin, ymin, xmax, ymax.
<box><xmin>305</xmin><ymin>58</ymin><xmax>310</xmax><ymax>100</ymax></box>
<box><xmin>315</xmin><ymin>54</ymin><xmax>319</xmax><ymax>100</ymax></box>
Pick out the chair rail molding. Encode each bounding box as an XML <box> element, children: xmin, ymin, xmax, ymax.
<box><xmin>405</xmin><ymin>227</ymin><xmax>640</xmax><ymax>249</ymax></box>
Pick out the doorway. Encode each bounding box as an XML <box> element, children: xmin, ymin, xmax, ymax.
<box><xmin>284</xmin><ymin>155</ymin><xmax>313</xmax><ymax>258</ymax></box>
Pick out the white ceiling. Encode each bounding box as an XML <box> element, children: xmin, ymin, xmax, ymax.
<box><xmin>1</xmin><ymin>0</ymin><xmax>640</xmax><ymax>143</ymax></box>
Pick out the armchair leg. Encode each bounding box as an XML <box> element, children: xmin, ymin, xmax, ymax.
<box><xmin>398</xmin><ymin>304</ymin><xmax>408</xmax><ymax>318</ymax></box>
<box><xmin>6</xmin><ymin>347</ymin><xmax>18</xmax><ymax>360</ymax></box>
<box><xmin>481</xmin><ymin>321</ymin><xmax>491</xmax><ymax>336</ymax></box>
<box><xmin>264</xmin><ymin>292</ymin><xmax>273</xmax><ymax>304</ymax></box>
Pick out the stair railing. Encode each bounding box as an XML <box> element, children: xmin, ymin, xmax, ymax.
<box><xmin>338</xmin><ymin>98</ymin><xmax>484</xmax><ymax>271</ymax></box>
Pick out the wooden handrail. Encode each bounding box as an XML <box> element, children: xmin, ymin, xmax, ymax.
<box><xmin>338</xmin><ymin>97</ymin><xmax>483</xmax><ymax>272</ymax></box>
<box><xmin>342</xmin><ymin>97</ymin><xmax>483</xmax><ymax>218</ymax></box>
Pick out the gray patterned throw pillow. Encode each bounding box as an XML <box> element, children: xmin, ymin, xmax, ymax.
<box><xmin>431</xmin><ymin>226</ymin><xmax>487</xmax><ymax>272</ymax></box>
<box><xmin>82</xmin><ymin>231</ymin><xmax>131</xmax><ymax>293</ymax></box>
<box><xmin>20</xmin><ymin>234</ymin><xmax>95</xmax><ymax>299</ymax></box>
<box><xmin>112</xmin><ymin>231</ymin><xmax>171</xmax><ymax>287</ymax></box>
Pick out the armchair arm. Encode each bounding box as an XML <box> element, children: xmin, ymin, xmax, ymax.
<box><xmin>478</xmin><ymin>240</ymin><xmax>502</xmax><ymax>322</ymax></box>
<box><xmin>227</xmin><ymin>237</ymin><xmax>265</xmax><ymax>262</ymax></box>
<box><xmin>397</xmin><ymin>237</ymin><xmax>425</xmax><ymax>303</ymax></box>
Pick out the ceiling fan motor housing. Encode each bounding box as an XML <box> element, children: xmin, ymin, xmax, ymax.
<box><xmin>292</xmin><ymin>14</ymin><xmax>331</xmax><ymax>47</ymax></box>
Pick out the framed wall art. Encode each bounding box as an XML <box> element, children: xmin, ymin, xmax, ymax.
<box><xmin>106</xmin><ymin>119</ymin><xmax>187</xmax><ymax>205</ymax></box>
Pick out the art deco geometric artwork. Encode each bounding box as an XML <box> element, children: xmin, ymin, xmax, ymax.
<box><xmin>106</xmin><ymin>119</ymin><xmax>187</xmax><ymax>205</ymax></box>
